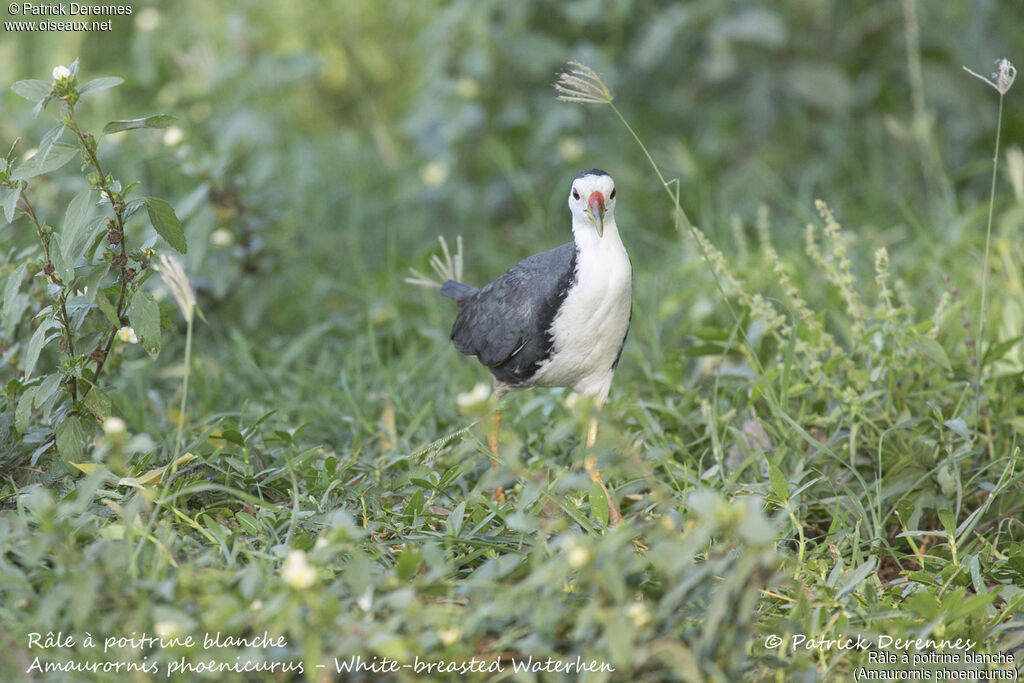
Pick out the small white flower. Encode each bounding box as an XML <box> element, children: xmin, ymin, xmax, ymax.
<box><xmin>626</xmin><ymin>602</ymin><xmax>650</xmax><ymax>628</ymax></box>
<box><xmin>102</xmin><ymin>417</ymin><xmax>127</xmax><ymax>435</ymax></box>
<box><xmin>52</xmin><ymin>65</ymin><xmax>71</xmax><ymax>81</ymax></box>
<box><xmin>420</xmin><ymin>161</ymin><xmax>449</xmax><ymax>188</ymax></box>
<box><xmin>567</xmin><ymin>540</ymin><xmax>590</xmax><ymax>568</ymax></box>
<box><xmin>280</xmin><ymin>550</ymin><xmax>316</xmax><ymax>589</ymax></box>
<box><xmin>135</xmin><ymin>7</ymin><xmax>159</xmax><ymax>31</ymax></box>
<box><xmin>210</xmin><ymin>228</ymin><xmax>234</xmax><ymax>246</ymax></box>
<box><xmin>558</xmin><ymin>137</ymin><xmax>584</xmax><ymax>162</ymax></box>
<box><xmin>455</xmin><ymin>77</ymin><xmax>479</xmax><ymax>99</ymax></box>
<box><xmin>154</xmin><ymin>620</ymin><xmax>180</xmax><ymax>639</ymax></box>
<box><xmin>314</xmin><ymin>536</ymin><xmax>329</xmax><ymax>549</ymax></box>
<box><xmin>439</xmin><ymin>627</ymin><xmax>462</xmax><ymax>646</ymax></box>
<box><xmin>117</xmin><ymin>326</ymin><xmax>138</xmax><ymax>344</ymax></box>
<box><xmin>455</xmin><ymin>382</ymin><xmax>491</xmax><ymax>412</ymax></box>
<box><xmin>162</xmin><ymin>126</ymin><xmax>185</xmax><ymax>147</ymax></box>
<box><xmin>250</xmin><ymin>600</ymin><xmax>264</xmax><ymax>611</ymax></box>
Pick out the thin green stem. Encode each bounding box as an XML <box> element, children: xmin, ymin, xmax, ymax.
<box><xmin>975</xmin><ymin>94</ymin><xmax>1004</xmax><ymax>395</ymax></box>
<box><xmin>609</xmin><ymin>103</ymin><xmax>693</xmax><ymax>231</ymax></box>
<box><xmin>174</xmin><ymin>313</ymin><xmax>194</xmax><ymax>461</ymax></box>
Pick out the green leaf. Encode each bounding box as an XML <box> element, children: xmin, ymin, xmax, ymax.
<box><xmin>95</xmin><ymin>289</ymin><xmax>119</xmax><ymax>327</ymax></box>
<box><xmin>944</xmin><ymin>418</ymin><xmax>970</xmax><ymax>442</ymax></box>
<box><xmin>982</xmin><ymin>336</ymin><xmax>1022</xmax><ymax>367</ymax></box>
<box><xmin>11</xmin><ymin>143</ymin><xmax>79</xmax><ymax>181</ymax></box>
<box><xmin>84</xmin><ymin>262</ymin><xmax>111</xmax><ymax>303</ymax></box>
<box><xmin>11</xmin><ymin>79</ymin><xmax>51</xmax><ymax>102</ymax></box>
<box><xmin>79</xmin><ymin>77</ymin><xmax>124</xmax><ymax>97</ymax></box>
<box><xmin>56</xmin><ymin>416</ymin><xmax>89</xmax><ymax>462</ymax></box>
<box><xmin>938</xmin><ymin>509</ymin><xmax>957</xmax><ymax>536</ymax></box>
<box><xmin>837</xmin><ymin>558</ymin><xmax>878</xmax><ymax>599</ymax></box>
<box><xmin>912</xmin><ymin>336</ymin><xmax>952</xmax><ymax>372</ymax></box>
<box><xmin>144</xmin><ymin>197</ymin><xmax>187</xmax><ymax>253</ymax></box>
<box><xmin>590</xmin><ymin>480</ymin><xmax>610</xmax><ymax>525</ymax></box>
<box><xmin>23</xmin><ymin>318</ymin><xmax>60</xmax><ymax>379</ymax></box>
<box><xmin>83</xmin><ymin>387</ymin><xmax>112</xmax><ymax>421</ymax></box>
<box><xmin>128</xmin><ymin>291</ymin><xmax>161</xmax><ymax>356</ymax></box>
<box><xmin>3</xmin><ymin>263</ymin><xmax>27</xmax><ymax>321</ymax></box>
<box><xmin>103</xmin><ymin>115</ymin><xmax>176</xmax><ymax>135</ymax></box>
<box><xmin>769</xmin><ymin>461</ymin><xmax>789</xmax><ymax>502</ymax></box>
<box><xmin>394</xmin><ymin>547</ymin><xmax>420</xmax><ymax>581</ymax></box>
<box><xmin>49</xmin><ymin>233</ymin><xmax>74</xmax><ymax>285</ymax></box>
<box><xmin>15</xmin><ymin>385</ymin><xmax>37</xmax><ymax>433</ymax></box>
<box><xmin>0</xmin><ymin>185</ymin><xmax>21</xmax><ymax>224</ymax></box>
<box><xmin>35</xmin><ymin>372</ymin><xmax>64</xmax><ymax>412</ymax></box>
<box><xmin>61</xmin><ymin>190</ymin><xmax>95</xmax><ymax>265</ymax></box>
<box><xmin>445</xmin><ymin>501</ymin><xmax>466</xmax><ymax>536</ymax></box>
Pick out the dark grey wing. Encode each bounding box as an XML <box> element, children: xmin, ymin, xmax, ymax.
<box><xmin>449</xmin><ymin>242</ymin><xmax>577</xmax><ymax>386</ymax></box>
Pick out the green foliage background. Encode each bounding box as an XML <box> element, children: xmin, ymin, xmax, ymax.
<box><xmin>2</xmin><ymin>1</ymin><xmax>1024</xmax><ymax>680</ymax></box>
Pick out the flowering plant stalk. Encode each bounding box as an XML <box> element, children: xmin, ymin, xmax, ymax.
<box><xmin>1</xmin><ymin>60</ymin><xmax>188</xmax><ymax>468</ymax></box>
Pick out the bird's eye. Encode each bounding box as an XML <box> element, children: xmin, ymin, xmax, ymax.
<box><xmin>572</xmin><ymin>189</ymin><xmax>580</xmax><ymax>200</ymax></box>
<box><xmin>610</xmin><ymin>188</ymin><xmax>616</xmax><ymax>199</ymax></box>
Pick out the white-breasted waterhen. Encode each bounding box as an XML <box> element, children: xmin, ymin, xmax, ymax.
<box><xmin>440</xmin><ymin>169</ymin><xmax>632</xmax><ymax>522</ymax></box>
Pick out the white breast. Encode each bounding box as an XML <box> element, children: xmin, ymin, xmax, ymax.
<box><xmin>531</xmin><ymin>227</ymin><xmax>632</xmax><ymax>403</ymax></box>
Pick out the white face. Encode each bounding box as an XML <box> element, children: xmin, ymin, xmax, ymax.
<box><xmin>568</xmin><ymin>173</ymin><xmax>616</xmax><ymax>234</ymax></box>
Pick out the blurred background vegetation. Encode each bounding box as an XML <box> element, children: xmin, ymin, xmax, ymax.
<box><xmin>2</xmin><ymin>0</ymin><xmax>1024</xmax><ymax>679</ymax></box>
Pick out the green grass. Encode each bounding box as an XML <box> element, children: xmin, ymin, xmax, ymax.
<box><xmin>2</xmin><ymin>2</ymin><xmax>1024</xmax><ymax>681</ymax></box>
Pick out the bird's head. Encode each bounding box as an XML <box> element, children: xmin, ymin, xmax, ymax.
<box><xmin>568</xmin><ymin>169</ymin><xmax>616</xmax><ymax>238</ymax></box>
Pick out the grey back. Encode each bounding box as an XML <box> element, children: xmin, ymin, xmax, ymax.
<box><xmin>449</xmin><ymin>242</ymin><xmax>577</xmax><ymax>387</ymax></box>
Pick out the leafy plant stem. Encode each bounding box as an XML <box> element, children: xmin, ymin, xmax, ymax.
<box><xmin>64</xmin><ymin>109</ymin><xmax>131</xmax><ymax>403</ymax></box>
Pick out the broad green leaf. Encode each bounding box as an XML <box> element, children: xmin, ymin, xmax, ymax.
<box><xmin>394</xmin><ymin>547</ymin><xmax>420</xmax><ymax>581</ymax></box>
<box><xmin>144</xmin><ymin>197</ymin><xmax>187</xmax><ymax>253</ymax></box>
<box><xmin>35</xmin><ymin>372</ymin><xmax>64</xmax><ymax>412</ymax></box>
<box><xmin>912</xmin><ymin>337</ymin><xmax>951</xmax><ymax>372</ymax></box>
<box><xmin>83</xmin><ymin>387</ymin><xmax>112</xmax><ymax>421</ymax></box>
<box><xmin>103</xmin><ymin>115</ymin><xmax>176</xmax><ymax>135</ymax></box>
<box><xmin>944</xmin><ymin>418</ymin><xmax>970</xmax><ymax>442</ymax></box>
<box><xmin>0</xmin><ymin>185</ymin><xmax>20</xmax><ymax>224</ymax></box>
<box><xmin>837</xmin><ymin>558</ymin><xmax>877</xmax><ymax>599</ymax></box>
<box><xmin>3</xmin><ymin>263</ymin><xmax>27</xmax><ymax>320</ymax></box>
<box><xmin>56</xmin><ymin>415</ymin><xmax>89</xmax><ymax>462</ymax></box>
<box><xmin>23</xmin><ymin>318</ymin><xmax>59</xmax><ymax>379</ymax></box>
<box><xmin>769</xmin><ymin>461</ymin><xmax>789</xmax><ymax>502</ymax></box>
<box><xmin>938</xmin><ymin>508</ymin><xmax>957</xmax><ymax>536</ymax></box>
<box><xmin>95</xmin><ymin>289</ymin><xmax>119</xmax><ymax>327</ymax></box>
<box><xmin>446</xmin><ymin>501</ymin><xmax>466</xmax><ymax>536</ymax></box>
<box><xmin>11</xmin><ymin>79</ymin><xmax>51</xmax><ymax>102</ymax></box>
<box><xmin>84</xmin><ymin>262</ymin><xmax>111</xmax><ymax>303</ymax></box>
<box><xmin>236</xmin><ymin>512</ymin><xmax>259</xmax><ymax>534</ymax></box>
<box><xmin>11</xmin><ymin>143</ymin><xmax>79</xmax><ymax>181</ymax></box>
<box><xmin>128</xmin><ymin>290</ymin><xmax>161</xmax><ymax>355</ymax></box>
<box><xmin>49</xmin><ymin>233</ymin><xmax>74</xmax><ymax>285</ymax></box>
<box><xmin>79</xmin><ymin>77</ymin><xmax>123</xmax><ymax>97</ymax></box>
<box><xmin>15</xmin><ymin>386</ymin><xmax>37</xmax><ymax>433</ymax></box>
<box><xmin>60</xmin><ymin>190</ymin><xmax>95</xmax><ymax>266</ymax></box>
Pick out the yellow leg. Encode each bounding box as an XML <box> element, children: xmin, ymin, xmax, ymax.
<box><xmin>488</xmin><ymin>408</ymin><xmax>506</xmax><ymax>504</ymax></box>
<box><xmin>583</xmin><ymin>416</ymin><xmax>623</xmax><ymax>524</ymax></box>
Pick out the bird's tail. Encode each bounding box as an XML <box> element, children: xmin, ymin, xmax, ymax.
<box><xmin>440</xmin><ymin>280</ymin><xmax>477</xmax><ymax>309</ymax></box>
